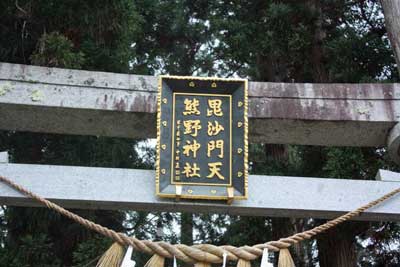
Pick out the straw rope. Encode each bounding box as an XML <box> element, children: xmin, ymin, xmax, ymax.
<box><xmin>0</xmin><ymin>175</ymin><xmax>399</xmax><ymax>264</ymax></box>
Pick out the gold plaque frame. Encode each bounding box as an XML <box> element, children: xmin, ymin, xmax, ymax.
<box><xmin>156</xmin><ymin>75</ymin><xmax>248</xmax><ymax>201</ymax></box>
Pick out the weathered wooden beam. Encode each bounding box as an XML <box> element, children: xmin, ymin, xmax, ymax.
<box><xmin>0</xmin><ymin>160</ymin><xmax>399</xmax><ymax>221</ymax></box>
<box><xmin>1</xmin><ymin>62</ymin><xmax>399</xmax><ymax>150</ymax></box>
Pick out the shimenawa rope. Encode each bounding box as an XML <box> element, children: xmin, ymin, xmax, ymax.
<box><xmin>0</xmin><ymin>175</ymin><xmax>399</xmax><ymax>266</ymax></box>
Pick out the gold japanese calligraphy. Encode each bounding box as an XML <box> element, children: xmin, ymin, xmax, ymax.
<box><xmin>183</xmin><ymin>120</ymin><xmax>202</xmax><ymax>137</ymax></box>
<box><xmin>207</xmin><ymin>99</ymin><xmax>223</xmax><ymax>117</ymax></box>
<box><xmin>207</xmin><ymin>162</ymin><xmax>225</xmax><ymax>180</ymax></box>
<box><xmin>183</xmin><ymin>163</ymin><xmax>200</xmax><ymax>178</ymax></box>
<box><xmin>182</xmin><ymin>140</ymin><xmax>201</xmax><ymax>158</ymax></box>
<box><xmin>183</xmin><ymin>98</ymin><xmax>200</xmax><ymax>115</ymax></box>
<box><xmin>207</xmin><ymin>121</ymin><xmax>224</xmax><ymax>136</ymax></box>
<box><xmin>207</xmin><ymin>140</ymin><xmax>224</xmax><ymax>158</ymax></box>
<box><xmin>173</xmin><ymin>94</ymin><xmax>231</xmax><ymax>188</ymax></box>
<box><xmin>177</xmin><ymin>94</ymin><xmax>229</xmax><ymax>185</ymax></box>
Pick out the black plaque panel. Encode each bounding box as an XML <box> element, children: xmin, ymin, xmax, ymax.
<box><xmin>156</xmin><ymin>76</ymin><xmax>248</xmax><ymax>200</ymax></box>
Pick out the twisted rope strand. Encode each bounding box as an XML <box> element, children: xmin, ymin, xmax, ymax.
<box><xmin>0</xmin><ymin>175</ymin><xmax>399</xmax><ymax>264</ymax></box>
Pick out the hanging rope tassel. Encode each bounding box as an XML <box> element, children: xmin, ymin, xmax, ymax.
<box><xmin>221</xmin><ymin>252</ymin><xmax>227</xmax><ymax>267</ymax></box>
<box><xmin>236</xmin><ymin>259</ymin><xmax>251</xmax><ymax>267</ymax></box>
<box><xmin>194</xmin><ymin>263</ymin><xmax>211</xmax><ymax>267</ymax></box>
<box><xmin>144</xmin><ymin>254</ymin><xmax>165</xmax><ymax>267</ymax></box>
<box><xmin>278</xmin><ymin>249</ymin><xmax>295</xmax><ymax>267</ymax></box>
<box><xmin>260</xmin><ymin>248</ymin><xmax>273</xmax><ymax>267</ymax></box>
<box><xmin>96</xmin><ymin>242</ymin><xmax>125</xmax><ymax>267</ymax></box>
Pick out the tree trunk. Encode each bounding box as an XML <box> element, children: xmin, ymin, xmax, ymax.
<box><xmin>309</xmin><ymin>0</ymin><xmax>328</xmax><ymax>83</ymax></box>
<box><xmin>307</xmin><ymin>1</ymin><xmax>370</xmax><ymax>267</ymax></box>
<box><xmin>271</xmin><ymin>218</ymin><xmax>309</xmax><ymax>267</ymax></box>
<box><xmin>317</xmin><ymin>222</ymin><xmax>369</xmax><ymax>267</ymax></box>
<box><xmin>181</xmin><ymin>212</ymin><xmax>193</xmax><ymax>267</ymax></box>
<box><xmin>381</xmin><ymin>0</ymin><xmax>400</xmax><ymax>75</ymax></box>
<box><xmin>181</xmin><ymin>213</ymin><xmax>193</xmax><ymax>244</ymax></box>
<box><xmin>318</xmin><ymin>231</ymin><xmax>356</xmax><ymax>267</ymax></box>
<box><xmin>271</xmin><ymin>218</ymin><xmax>294</xmax><ymax>266</ymax></box>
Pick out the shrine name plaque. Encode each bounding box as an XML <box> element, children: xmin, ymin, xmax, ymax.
<box><xmin>156</xmin><ymin>76</ymin><xmax>248</xmax><ymax>201</ymax></box>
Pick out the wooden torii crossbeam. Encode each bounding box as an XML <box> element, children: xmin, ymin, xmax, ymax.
<box><xmin>0</xmin><ymin>62</ymin><xmax>399</xmax><ymax>221</ymax></box>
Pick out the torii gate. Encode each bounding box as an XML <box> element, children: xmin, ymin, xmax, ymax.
<box><xmin>0</xmin><ymin>62</ymin><xmax>399</xmax><ymax>221</ymax></box>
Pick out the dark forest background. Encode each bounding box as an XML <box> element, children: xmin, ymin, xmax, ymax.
<box><xmin>0</xmin><ymin>0</ymin><xmax>399</xmax><ymax>266</ymax></box>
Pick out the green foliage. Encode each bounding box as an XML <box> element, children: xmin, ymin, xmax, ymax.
<box><xmin>30</xmin><ymin>32</ymin><xmax>85</xmax><ymax>68</ymax></box>
<box><xmin>194</xmin><ymin>214</ymin><xmax>229</xmax><ymax>244</ymax></box>
<box><xmin>0</xmin><ymin>0</ymin><xmax>400</xmax><ymax>266</ymax></box>
<box><xmin>323</xmin><ymin>148</ymin><xmax>377</xmax><ymax>179</ymax></box>
<box><xmin>325</xmin><ymin>29</ymin><xmax>398</xmax><ymax>82</ymax></box>
<box><xmin>210</xmin><ymin>1</ymin><xmax>315</xmax><ymax>80</ymax></box>
<box><xmin>0</xmin><ymin>1</ymin><xmax>148</xmax><ymax>265</ymax></box>
<box><xmin>0</xmin><ymin>0</ymin><xmax>142</xmax><ymax>73</ymax></box>
<box><xmin>220</xmin><ymin>216</ymin><xmax>272</xmax><ymax>247</ymax></box>
<box><xmin>132</xmin><ymin>0</ymin><xmax>215</xmax><ymax>75</ymax></box>
<box><xmin>0</xmin><ymin>234</ymin><xmax>60</xmax><ymax>267</ymax></box>
<box><xmin>72</xmin><ymin>236</ymin><xmax>112</xmax><ymax>266</ymax></box>
<box><xmin>358</xmin><ymin>222</ymin><xmax>400</xmax><ymax>266</ymax></box>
